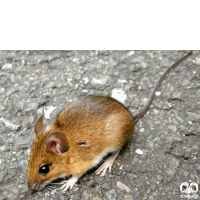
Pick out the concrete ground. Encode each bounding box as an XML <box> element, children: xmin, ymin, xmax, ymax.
<box><xmin>0</xmin><ymin>50</ymin><xmax>199</xmax><ymax>200</ymax></box>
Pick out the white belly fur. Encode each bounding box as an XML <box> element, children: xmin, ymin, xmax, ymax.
<box><xmin>93</xmin><ymin>147</ymin><xmax>120</xmax><ymax>167</ymax></box>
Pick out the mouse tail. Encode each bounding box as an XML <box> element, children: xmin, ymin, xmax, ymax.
<box><xmin>133</xmin><ymin>51</ymin><xmax>192</xmax><ymax>123</ymax></box>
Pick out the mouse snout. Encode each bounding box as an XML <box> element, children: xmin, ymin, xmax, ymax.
<box><xmin>28</xmin><ymin>182</ymin><xmax>44</xmax><ymax>194</ymax></box>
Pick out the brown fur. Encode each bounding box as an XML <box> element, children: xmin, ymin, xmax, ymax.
<box><xmin>27</xmin><ymin>95</ymin><xmax>134</xmax><ymax>192</ymax></box>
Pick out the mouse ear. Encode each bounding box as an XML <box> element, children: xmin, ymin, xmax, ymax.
<box><xmin>34</xmin><ymin>114</ymin><xmax>44</xmax><ymax>134</ymax></box>
<box><xmin>45</xmin><ymin>132</ymin><xmax>69</xmax><ymax>154</ymax></box>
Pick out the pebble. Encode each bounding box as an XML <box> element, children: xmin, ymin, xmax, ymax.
<box><xmin>83</xmin><ymin>77</ymin><xmax>89</xmax><ymax>84</ymax></box>
<box><xmin>117</xmin><ymin>181</ymin><xmax>131</xmax><ymax>193</ymax></box>
<box><xmin>0</xmin><ymin>145</ymin><xmax>6</xmax><ymax>151</ymax></box>
<box><xmin>111</xmin><ymin>88</ymin><xmax>127</xmax><ymax>104</ymax></box>
<box><xmin>91</xmin><ymin>197</ymin><xmax>103</xmax><ymax>200</ymax></box>
<box><xmin>140</xmin><ymin>62</ymin><xmax>147</xmax><ymax>68</ymax></box>
<box><xmin>12</xmin><ymin>188</ymin><xmax>19</xmax><ymax>194</ymax></box>
<box><xmin>0</xmin><ymin>106</ymin><xmax>6</xmax><ymax>111</ymax></box>
<box><xmin>0</xmin><ymin>88</ymin><xmax>5</xmax><ymax>94</ymax></box>
<box><xmin>129</xmin><ymin>64</ymin><xmax>141</xmax><ymax>72</ymax></box>
<box><xmin>127</xmin><ymin>51</ymin><xmax>135</xmax><ymax>57</ymax></box>
<box><xmin>153</xmin><ymin>109</ymin><xmax>159</xmax><ymax>115</ymax></box>
<box><xmin>10</xmin><ymin>74</ymin><xmax>15</xmax><ymax>82</ymax></box>
<box><xmin>24</xmin><ymin>81</ymin><xmax>30</xmax><ymax>86</ymax></box>
<box><xmin>155</xmin><ymin>91</ymin><xmax>161</xmax><ymax>96</ymax></box>
<box><xmin>75</xmin><ymin>74</ymin><xmax>82</xmax><ymax>80</ymax></box>
<box><xmin>172</xmin><ymin>92</ymin><xmax>182</xmax><ymax>100</ymax></box>
<box><xmin>195</xmin><ymin>57</ymin><xmax>200</xmax><ymax>65</ymax></box>
<box><xmin>140</xmin><ymin>128</ymin><xmax>145</xmax><ymax>133</ymax></box>
<box><xmin>16</xmin><ymin>150</ymin><xmax>23</xmax><ymax>157</ymax></box>
<box><xmin>135</xmin><ymin>148</ymin><xmax>144</xmax><ymax>155</ymax></box>
<box><xmin>157</xmin><ymin>175</ymin><xmax>163</xmax><ymax>181</ymax></box>
<box><xmin>124</xmin><ymin>194</ymin><xmax>134</xmax><ymax>200</ymax></box>
<box><xmin>2</xmin><ymin>63</ymin><xmax>13</xmax><ymax>69</ymax></box>
<box><xmin>0</xmin><ymin>118</ymin><xmax>21</xmax><ymax>131</ymax></box>
<box><xmin>91</xmin><ymin>76</ymin><xmax>109</xmax><ymax>89</ymax></box>
<box><xmin>106</xmin><ymin>189</ymin><xmax>117</xmax><ymax>200</ymax></box>
<box><xmin>101</xmin><ymin>183</ymin><xmax>111</xmax><ymax>190</ymax></box>
<box><xmin>44</xmin><ymin>106</ymin><xmax>57</xmax><ymax>119</ymax></box>
<box><xmin>45</xmin><ymin>81</ymin><xmax>56</xmax><ymax>88</ymax></box>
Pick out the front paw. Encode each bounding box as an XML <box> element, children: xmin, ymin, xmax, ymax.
<box><xmin>59</xmin><ymin>176</ymin><xmax>79</xmax><ymax>193</ymax></box>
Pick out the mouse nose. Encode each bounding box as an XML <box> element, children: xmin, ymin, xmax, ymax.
<box><xmin>28</xmin><ymin>184</ymin><xmax>35</xmax><ymax>195</ymax></box>
<box><xmin>28</xmin><ymin>182</ymin><xmax>43</xmax><ymax>194</ymax></box>
<box><xmin>28</xmin><ymin>188</ymin><xmax>36</xmax><ymax>195</ymax></box>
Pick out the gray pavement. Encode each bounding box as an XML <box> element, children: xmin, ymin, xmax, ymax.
<box><xmin>0</xmin><ymin>50</ymin><xmax>199</xmax><ymax>200</ymax></box>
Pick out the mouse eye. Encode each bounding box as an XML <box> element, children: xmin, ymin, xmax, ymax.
<box><xmin>39</xmin><ymin>164</ymin><xmax>51</xmax><ymax>175</ymax></box>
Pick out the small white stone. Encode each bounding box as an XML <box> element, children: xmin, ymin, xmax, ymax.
<box><xmin>188</xmin><ymin>121</ymin><xmax>193</xmax><ymax>125</ymax></box>
<box><xmin>127</xmin><ymin>51</ymin><xmax>135</xmax><ymax>57</ymax></box>
<box><xmin>135</xmin><ymin>148</ymin><xmax>143</xmax><ymax>155</ymax></box>
<box><xmin>153</xmin><ymin>109</ymin><xmax>159</xmax><ymax>115</ymax></box>
<box><xmin>0</xmin><ymin>117</ymin><xmax>21</xmax><ymax>130</ymax></box>
<box><xmin>91</xmin><ymin>76</ymin><xmax>109</xmax><ymax>88</ymax></box>
<box><xmin>195</xmin><ymin>57</ymin><xmax>200</xmax><ymax>65</ymax></box>
<box><xmin>111</xmin><ymin>88</ymin><xmax>127</xmax><ymax>104</ymax></box>
<box><xmin>142</xmin><ymin>98</ymin><xmax>148</xmax><ymax>105</ymax></box>
<box><xmin>155</xmin><ymin>91</ymin><xmax>161</xmax><ymax>96</ymax></box>
<box><xmin>83</xmin><ymin>77</ymin><xmax>89</xmax><ymax>84</ymax></box>
<box><xmin>118</xmin><ymin>79</ymin><xmax>127</xmax><ymax>84</ymax></box>
<box><xmin>140</xmin><ymin>128</ymin><xmax>145</xmax><ymax>132</ymax></box>
<box><xmin>44</xmin><ymin>106</ymin><xmax>57</xmax><ymax>119</ymax></box>
<box><xmin>119</xmin><ymin>165</ymin><xmax>123</xmax><ymax>170</ymax></box>
<box><xmin>2</xmin><ymin>63</ymin><xmax>13</xmax><ymax>69</ymax></box>
<box><xmin>72</xmin><ymin>58</ymin><xmax>77</xmax><ymax>62</ymax></box>
<box><xmin>98</xmin><ymin>59</ymin><xmax>104</xmax><ymax>64</ymax></box>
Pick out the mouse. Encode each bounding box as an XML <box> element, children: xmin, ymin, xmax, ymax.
<box><xmin>26</xmin><ymin>51</ymin><xmax>192</xmax><ymax>194</ymax></box>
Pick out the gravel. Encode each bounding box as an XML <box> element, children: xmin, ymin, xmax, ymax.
<box><xmin>0</xmin><ymin>50</ymin><xmax>199</xmax><ymax>200</ymax></box>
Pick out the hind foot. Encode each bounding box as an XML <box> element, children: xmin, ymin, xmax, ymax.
<box><xmin>95</xmin><ymin>151</ymin><xmax>120</xmax><ymax>177</ymax></box>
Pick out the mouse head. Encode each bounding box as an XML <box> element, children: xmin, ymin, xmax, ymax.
<box><xmin>26</xmin><ymin>115</ymin><xmax>70</xmax><ymax>193</ymax></box>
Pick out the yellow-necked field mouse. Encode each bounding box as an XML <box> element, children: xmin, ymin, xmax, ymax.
<box><xmin>26</xmin><ymin>51</ymin><xmax>192</xmax><ymax>194</ymax></box>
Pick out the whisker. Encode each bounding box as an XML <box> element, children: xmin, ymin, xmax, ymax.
<box><xmin>43</xmin><ymin>188</ymin><xmax>48</xmax><ymax>194</ymax></box>
<box><xmin>46</xmin><ymin>186</ymin><xmax>52</xmax><ymax>191</ymax></box>
<box><xmin>47</xmin><ymin>186</ymin><xmax>56</xmax><ymax>190</ymax></box>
